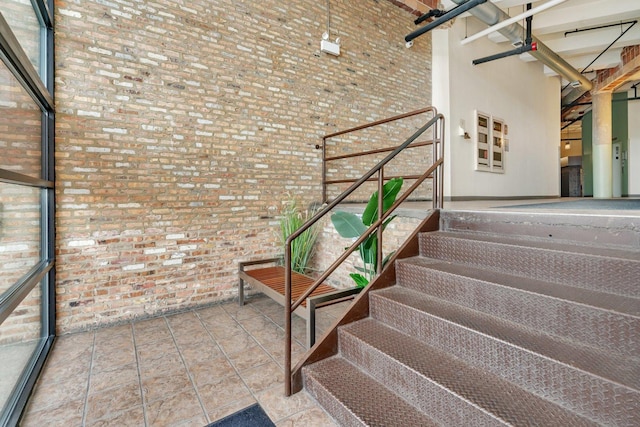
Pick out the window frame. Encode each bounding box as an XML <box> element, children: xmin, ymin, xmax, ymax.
<box><xmin>0</xmin><ymin>1</ymin><xmax>55</xmax><ymax>425</ymax></box>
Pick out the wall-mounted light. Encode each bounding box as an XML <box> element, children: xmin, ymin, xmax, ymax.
<box><xmin>564</xmin><ymin>141</ymin><xmax>571</xmax><ymax>150</ymax></box>
<box><xmin>458</xmin><ymin>119</ymin><xmax>471</xmax><ymax>139</ymax></box>
<box><xmin>321</xmin><ymin>32</ymin><xmax>341</xmax><ymax>56</ymax></box>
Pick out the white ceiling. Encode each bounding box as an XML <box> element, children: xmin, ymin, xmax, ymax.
<box><xmin>441</xmin><ymin>0</ymin><xmax>640</xmax><ymax>89</ymax></box>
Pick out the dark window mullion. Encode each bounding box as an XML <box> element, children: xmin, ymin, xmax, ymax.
<box><xmin>0</xmin><ymin>12</ymin><xmax>53</xmax><ymax>112</ymax></box>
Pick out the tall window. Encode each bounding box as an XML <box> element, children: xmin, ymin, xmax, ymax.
<box><xmin>0</xmin><ymin>1</ymin><xmax>54</xmax><ymax>425</ymax></box>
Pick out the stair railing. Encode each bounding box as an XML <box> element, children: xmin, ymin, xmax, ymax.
<box><xmin>320</xmin><ymin>107</ymin><xmax>441</xmax><ymax>203</ymax></box>
<box><xmin>284</xmin><ymin>107</ymin><xmax>445</xmax><ymax>395</ymax></box>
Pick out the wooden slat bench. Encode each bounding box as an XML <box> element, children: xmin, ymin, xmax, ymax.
<box><xmin>239</xmin><ymin>258</ymin><xmax>361</xmax><ymax>348</ymax></box>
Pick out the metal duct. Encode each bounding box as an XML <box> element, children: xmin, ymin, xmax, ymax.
<box><xmin>451</xmin><ymin>0</ymin><xmax>593</xmax><ymax>92</ymax></box>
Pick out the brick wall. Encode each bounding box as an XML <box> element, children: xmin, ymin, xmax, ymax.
<box><xmin>54</xmin><ymin>0</ymin><xmax>432</xmax><ymax>333</ymax></box>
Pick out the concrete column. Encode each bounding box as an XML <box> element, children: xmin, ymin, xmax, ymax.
<box><xmin>592</xmin><ymin>91</ymin><xmax>613</xmax><ymax>198</ymax></box>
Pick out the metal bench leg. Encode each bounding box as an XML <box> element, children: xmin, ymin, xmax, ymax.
<box><xmin>307</xmin><ymin>298</ymin><xmax>316</xmax><ymax>349</ymax></box>
<box><xmin>238</xmin><ymin>267</ymin><xmax>245</xmax><ymax>307</ymax></box>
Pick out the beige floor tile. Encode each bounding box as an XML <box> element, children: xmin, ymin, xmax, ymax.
<box><xmin>138</xmin><ymin>353</ymin><xmax>187</xmax><ymax>379</ymax></box>
<box><xmin>261</xmin><ymin>339</ymin><xmax>305</xmax><ymax>363</ymax></box>
<box><xmin>195</xmin><ymin>304</ymin><xmax>227</xmax><ymax>319</ymax></box>
<box><xmin>222</xmin><ymin>302</ymin><xmax>261</xmax><ymax>320</ymax></box>
<box><xmin>21</xmin><ymin>397</ymin><xmax>84</xmax><ymax>427</ymax></box>
<box><xmin>89</xmin><ymin>362</ymin><xmax>139</xmax><ymax>394</ymax></box>
<box><xmin>207</xmin><ymin>395</ymin><xmax>256</xmax><ymax>423</ymax></box>
<box><xmin>22</xmin><ymin>299</ymin><xmax>341</xmax><ymax>427</ymax></box>
<box><xmin>188</xmin><ymin>356</ymin><xmax>236</xmax><ymax>387</ymax></box>
<box><xmin>178</xmin><ymin>339</ymin><xmax>223</xmax><ymax>366</ymax></box>
<box><xmin>92</xmin><ymin>343</ymin><xmax>137</xmax><ymax>372</ymax></box>
<box><xmin>133</xmin><ymin>321</ymin><xmax>173</xmax><ymax>346</ymax></box>
<box><xmin>94</xmin><ymin>323</ymin><xmax>133</xmax><ymax>341</ymax></box>
<box><xmin>196</xmin><ymin>374</ymin><xmax>253</xmax><ymax>412</ymax></box>
<box><xmin>94</xmin><ymin>325</ymin><xmax>133</xmax><ymax>346</ymax></box>
<box><xmin>165</xmin><ymin>311</ymin><xmax>198</xmax><ymax>327</ymax></box>
<box><xmin>256</xmin><ymin>385</ymin><xmax>315</xmax><ymax>423</ymax></box>
<box><xmin>239</xmin><ymin>361</ymin><xmax>283</xmax><ymax>393</ymax></box>
<box><xmin>145</xmin><ymin>389</ymin><xmax>206</xmax><ymax>427</ymax></box>
<box><xmin>166</xmin><ymin>415</ymin><xmax>210</xmax><ymax>427</ymax></box>
<box><xmin>41</xmin><ymin>348</ymin><xmax>92</xmax><ymax>383</ymax></box>
<box><xmin>248</xmin><ymin>295</ymin><xmax>281</xmax><ymax>311</ymax></box>
<box><xmin>136</xmin><ymin>340</ymin><xmax>181</xmax><ymax>366</ymax></box>
<box><xmin>227</xmin><ymin>344</ymin><xmax>274</xmax><ymax>371</ymax></box>
<box><xmin>201</xmin><ymin>318</ymin><xmax>245</xmax><ymax>340</ymax></box>
<box><xmin>26</xmin><ymin>376</ymin><xmax>88</xmax><ymax>412</ymax></box>
<box><xmin>85</xmin><ymin>405</ymin><xmax>145</xmax><ymax>427</ymax></box>
<box><xmin>142</xmin><ymin>371</ymin><xmax>194</xmax><ymax>404</ymax></box>
<box><xmin>85</xmin><ymin>381</ymin><xmax>142</xmax><ymax>423</ymax></box>
<box><xmin>171</xmin><ymin>325</ymin><xmax>214</xmax><ymax>348</ymax></box>
<box><xmin>275</xmin><ymin>406</ymin><xmax>339</xmax><ymax>427</ymax></box>
<box><xmin>215</xmin><ymin>331</ymin><xmax>258</xmax><ymax>355</ymax></box>
<box><xmin>133</xmin><ymin>316</ymin><xmax>167</xmax><ymax>331</ymax></box>
<box><xmin>47</xmin><ymin>334</ymin><xmax>94</xmax><ymax>364</ymax></box>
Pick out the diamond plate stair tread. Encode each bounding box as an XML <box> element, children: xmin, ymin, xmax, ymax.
<box><xmin>440</xmin><ymin>210</ymin><xmax>640</xmax><ymax>250</ymax></box>
<box><xmin>419</xmin><ymin>231</ymin><xmax>639</xmax><ymax>296</ymax></box>
<box><xmin>340</xmin><ymin>318</ymin><xmax>599</xmax><ymax>427</ymax></box>
<box><xmin>397</xmin><ymin>256</ymin><xmax>640</xmax><ymax>317</ymax></box>
<box><xmin>395</xmin><ymin>256</ymin><xmax>640</xmax><ymax>357</ymax></box>
<box><xmin>303</xmin><ymin>356</ymin><xmax>440</xmax><ymax>427</ymax></box>
<box><xmin>372</xmin><ymin>286</ymin><xmax>640</xmax><ymax>390</ymax></box>
<box><xmin>427</xmin><ymin>230</ymin><xmax>640</xmax><ymax>261</ymax></box>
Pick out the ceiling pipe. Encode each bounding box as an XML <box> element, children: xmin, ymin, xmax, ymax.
<box><xmin>460</xmin><ymin>0</ymin><xmax>567</xmax><ymax>46</ymax></box>
<box><xmin>405</xmin><ymin>0</ymin><xmax>488</xmax><ymax>43</ymax></box>
<box><xmin>450</xmin><ymin>0</ymin><xmax>593</xmax><ymax>93</ymax></box>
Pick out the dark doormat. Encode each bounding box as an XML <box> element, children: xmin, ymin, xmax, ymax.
<box><xmin>206</xmin><ymin>403</ymin><xmax>275</xmax><ymax>427</ymax></box>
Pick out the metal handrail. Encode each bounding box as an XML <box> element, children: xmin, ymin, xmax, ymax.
<box><xmin>284</xmin><ymin>108</ymin><xmax>445</xmax><ymax>395</ymax></box>
<box><xmin>321</xmin><ymin>107</ymin><xmax>438</xmax><ymax>203</ymax></box>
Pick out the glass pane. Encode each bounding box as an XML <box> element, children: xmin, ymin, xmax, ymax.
<box><xmin>0</xmin><ymin>282</ymin><xmax>43</xmax><ymax>413</ymax></box>
<box><xmin>0</xmin><ymin>59</ymin><xmax>42</xmax><ymax>178</ymax></box>
<box><xmin>0</xmin><ymin>1</ymin><xmax>42</xmax><ymax>78</ymax></box>
<box><xmin>0</xmin><ymin>183</ymin><xmax>41</xmax><ymax>295</ymax></box>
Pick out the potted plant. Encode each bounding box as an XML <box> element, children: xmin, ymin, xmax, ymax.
<box><xmin>330</xmin><ymin>178</ymin><xmax>403</xmax><ymax>288</ymax></box>
<box><xmin>278</xmin><ymin>197</ymin><xmax>321</xmax><ymax>275</ymax></box>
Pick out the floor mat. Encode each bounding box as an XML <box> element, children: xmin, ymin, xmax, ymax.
<box><xmin>206</xmin><ymin>403</ymin><xmax>275</xmax><ymax>427</ymax></box>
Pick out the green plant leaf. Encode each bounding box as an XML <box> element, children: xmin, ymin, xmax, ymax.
<box><xmin>362</xmin><ymin>178</ymin><xmax>403</xmax><ymax>226</ymax></box>
<box><xmin>361</xmin><ymin>235</ymin><xmax>377</xmax><ymax>265</ymax></box>
<box><xmin>331</xmin><ymin>211</ymin><xmax>367</xmax><ymax>238</ymax></box>
<box><xmin>349</xmin><ymin>273</ymin><xmax>369</xmax><ymax>288</ymax></box>
<box><xmin>381</xmin><ymin>215</ymin><xmax>397</xmax><ymax>232</ymax></box>
<box><xmin>382</xmin><ymin>250</ymin><xmax>396</xmax><ymax>269</ymax></box>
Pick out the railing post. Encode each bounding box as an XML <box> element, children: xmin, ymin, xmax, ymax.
<box><xmin>284</xmin><ymin>242</ymin><xmax>292</xmax><ymax>396</ymax></box>
<box><xmin>377</xmin><ymin>170</ymin><xmax>384</xmax><ymax>274</ymax></box>
<box><xmin>432</xmin><ymin>120</ymin><xmax>438</xmax><ymax>208</ymax></box>
<box><xmin>438</xmin><ymin>116</ymin><xmax>445</xmax><ymax>209</ymax></box>
<box><xmin>321</xmin><ymin>137</ymin><xmax>327</xmax><ymax>204</ymax></box>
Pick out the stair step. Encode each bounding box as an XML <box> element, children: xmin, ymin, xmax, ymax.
<box><xmin>370</xmin><ymin>286</ymin><xmax>640</xmax><ymax>426</ymax></box>
<box><xmin>340</xmin><ymin>318</ymin><xmax>598</xmax><ymax>427</ymax></box>
<box><xmin>440</xmin><ymin>210</ymin><xmax>640</xmax><ymax>249</ymax></box>
<box><xmin>396</xmin><ymin>256</ymin><xmax>640</xmax><ymax>356</ymax></box>
<box><xmin>303</xmin><ymin>356</ymin><xmax>439</xmax><ymax>427</ymax></box>
<box><xmin>419</xmin><ymin>231</ymin><xmax>640</xmax><ymax>297</ymax></box>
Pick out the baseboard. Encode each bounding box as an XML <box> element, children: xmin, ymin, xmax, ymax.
<box><xmin>445</xmin><ymin>195</ymin><xmax>560</xmax><ymax>202</ymax></box>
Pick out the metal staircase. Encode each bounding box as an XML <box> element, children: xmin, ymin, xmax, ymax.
<box><xmin>300</xmin><ymin>210</ymin><xmax>640</xmax><ymax>426</ymax></box>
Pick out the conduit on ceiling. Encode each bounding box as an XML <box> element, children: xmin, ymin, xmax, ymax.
<box><xmin>448</xmin><ymin>0</ymin><xmax>593</xmax><ymax>102</ymax></box>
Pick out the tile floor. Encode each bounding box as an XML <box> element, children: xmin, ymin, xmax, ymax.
<box><xmin>21</xmin><ymin>295</ymin><xmax>349</xmax><ymax>426</ymax></box>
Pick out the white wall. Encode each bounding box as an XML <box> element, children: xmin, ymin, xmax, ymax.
<box><xmin>629</xmin><ymin>91</ymin><xmax>640</xmax><ymax>196</ymax></box>
<box><xmin>432</xmin><ymin>19</ymin><xmax>561</xmax><ymax>199</ymax></box>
